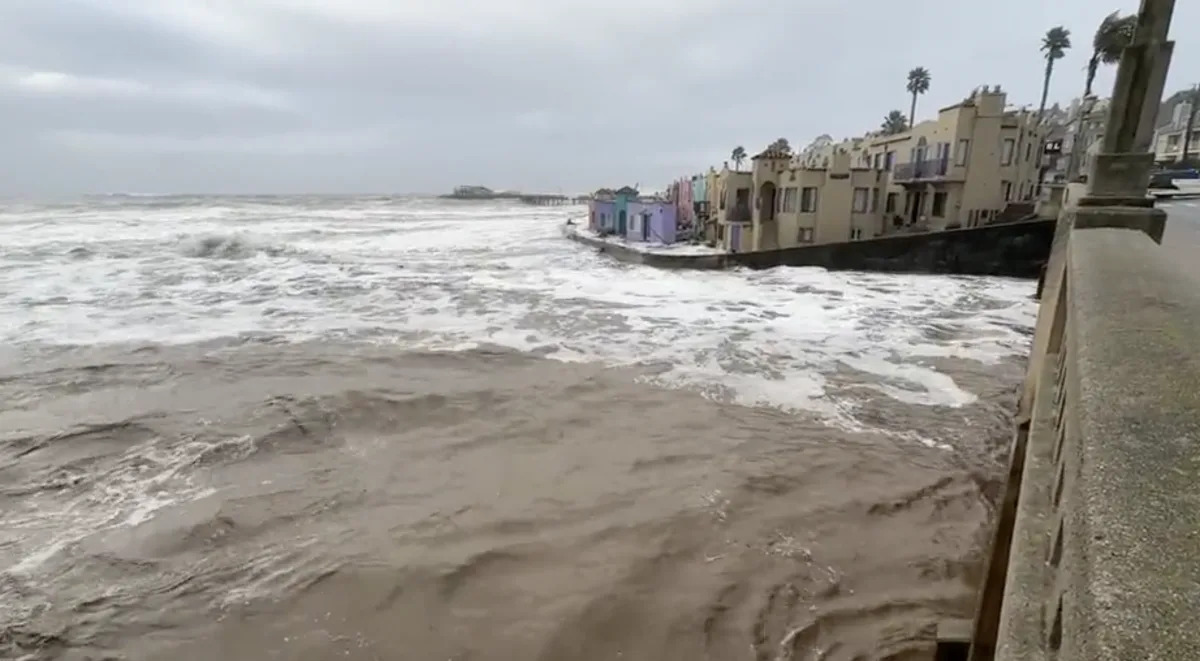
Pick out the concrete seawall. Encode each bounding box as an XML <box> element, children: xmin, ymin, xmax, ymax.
<box><xmin>565</xmin><ymin>219</ymin><xmax>1056</xmax><ymax>279</ymax></box>
<box><xmin>564</xmin><ymin>229</ymin><xmax>727</xmax><ymax>270</ymax></box>
<box><xmin>731</xmin><ymin>219</ymin><xmax>1055</xmax><ymax>278</ymax></box>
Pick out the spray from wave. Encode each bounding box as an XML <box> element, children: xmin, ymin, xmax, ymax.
<box><xmin>177</xmin><ymin>233</ymin><xmax>290</xmax><ymax>260</ymax></box>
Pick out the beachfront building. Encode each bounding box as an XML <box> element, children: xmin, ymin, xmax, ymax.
<box><xmin>747</xmin><ymin>146</ymin><xmax>889</xmax><ymax>251</ymax></box>
<box><xmin>612</xmin><ymin>186</ymin><xmax>639</xmax><ymax>236</ymax></box>
<box><xmin>699</xmin><ymin>168</ymin><xmax>720</xmax><ymax>243</ymax></box>
<box><xmin>667</xmin><ymin>172</ymin><xmax>714</xmax><ymax>243</ymax></box>
<box><xmin>1047</xmin><ymin>96</ymin><xmax>1110</xmax><ymax>183</ymax></box>
<box><xmin>1153</xmin><ymin>92</ymin><xmax>1197</xmax><ymax>164</ymax></box>
<box><xmin>667</xmin><ymin>179</ymin><xmax>695</xmax><ymax>239</ymax></box>
<box><xmin>626</xmin><ymin>199</ymin><xmax>678</xmax><ymax>244</ymax></box>
<box><xmin>588</xmin><ymin>187</ymin><xmax>683</xmax><ymax>244</ymax></box>
<box><xmin>693</xmin><ymin>173</ymin><xmax>710</xmax><ymax>237</ymax></box>
<box><xmin>864</xmin><ymin>85</ymin><xmax>1043</xmax><ymax>232</ymax></box>
<box><xmin>658</xmin><ymin>85</ymin><xmax>1050</xmax><ymax>253</ymax></box>
<box><xmin>708</xmin><ymin>165</ymin><xmax>753</xmax><ymax>252</ymax></box>
<box><xmin>588</xmin><ymin>188</ymin><xmax>616</xmax><ymax>234</ymax></box>
<box><xmin>586</xmin><ymin>185</ymin><xmax>641</xmax><ymax>235</ymax></box>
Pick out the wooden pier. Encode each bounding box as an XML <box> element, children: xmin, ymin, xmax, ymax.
<box><xmin>439</xmin><ymin>187</ymin><xmax>584</xmax><ymax>206</ymax></box>
<box><xmin>516</xmin><ymin>194</ymin><xmax>583</xmax><ymax>206</ymax></box>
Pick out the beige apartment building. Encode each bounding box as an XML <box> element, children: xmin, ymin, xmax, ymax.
<box><xmin>865</xmin><ymin>86</ymin><xmax>1043</xmax><ymax>233</ymax></box>
<box><xmin>745</xmin><ymin>147</ymin><xmax>887</xmax><ymax>251</ymax></box>
<box><xmin>1153</xmin><ymin>96</ymin><xmax>1197</xmax><ymax>163</ymax></box>
<box><xmin>706</xmin><ymin>166</ymin><xmax>754</xmax><ymax>251</ymax></box>
<box><xmin>694</xmin><ymin>86</ymin><xmax>1042</xmax><ymax>253</ymax></box>
<box><xmin>1155</xmin><ymin>126</ymin><xmax>1199</xmax><ymax>164</ymax></box>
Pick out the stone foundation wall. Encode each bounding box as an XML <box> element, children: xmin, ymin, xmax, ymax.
<box><xmin>728</xmin><ymin>220</ymin><xmax>1055</xmax><ymax>278</ymax></box>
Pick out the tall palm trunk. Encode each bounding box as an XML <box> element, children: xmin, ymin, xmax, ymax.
<box><xmin>909</xmin><ymin>93</ymin><xmax>918</xmax><ymax>128</ymax></box>
<box><xmin>1084</xmin><ymin>56</ymin><xmax>1099</xmax><ymax>96</ymax></box>
<box><xmin>1038</xmin><ymin>58</ymin><xmax>1054</xmax><ymax>122</ymax></box>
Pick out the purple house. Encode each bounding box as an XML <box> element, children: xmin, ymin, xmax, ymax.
<box><xmin>589</xmin><ymin>199</ymin><xmax>617</xmax><ymax>233</ymax></box>
<box><xmin>625</xmin><ymin>200</ymin><xmax>677</xmax><ymax>244</ymax></box>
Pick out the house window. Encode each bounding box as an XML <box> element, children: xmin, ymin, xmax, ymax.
<box><xmin>800</xmin><ymin>187</ymin><xmax>818</xmax><ymax>212</ymax></box>
<box><xmin>1025</xmin><ymin>142</ymin><xmax>1033</xmax><ymax>162</ymax></box>
<box><xmin>884</xmin><ymin>151</ymin><xmax>895</xmax><ymax>170</ymax></box>
<box><xmin>851</xmin><ymin>228</ymin><xmax>863</xmax><ymax>240</ymax></box>
<box><xmin>931</xmin><ymin>192</ymin><xmax>947</xmax><ymax>217</ymax></box>
<box><xmin>873</xmin><ymin>153</ymin><xmax>882</xmax><ymax>170</ymax></box>
<box><xmin>885</xmin><ymin>192</ymin><xmax>898</xmax><ymax>213</ymax></box>
<box><xmin>870</xmin><ymin>187</ymin><xmax>880</xmax><ymax>213</ymax></box>
<box><xmin>1002</xmin><ymin>138</ymin><xmax>1015</xmax><ymax>165</ymax></box>
<box><xmin>782</xmin><ymin>187</ymin><xmax>798</xmax><ymax>213</ymax></box>
<box><xmin>1002</xmin><ymin>180</ymin><xmax>1013</xmax><ymax>201</ymax></box>
<box><xmin>956</xmin><ymin>139</ymin><xmax>970</xmax><ymax>166</ymax></box>
<box><xmin>798</xmin><ymin>227</ymin><xmax>814</xmax><ymax>243</ymax></box>
<box><xmin>852</xmin><ymin>187</ymin><xmax>869</xmax><ymax>213</ymax></box>
<box><xmin>719</xmin><ymin>187</ymin><xmax>726</xmax><ymax>210</ymax></box>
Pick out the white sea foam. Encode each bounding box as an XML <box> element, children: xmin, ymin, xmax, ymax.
<box><xmin>0</xmin><ymin>197</ymin><xmax>1037</xmax><ymax>417</ymax></box>
<box><xmin>1</xmin><ymin>432</ymin><xmax>220</xmax><ymax>575</ymax></box>
<box><xmin>0</xmin><ymin>197</ymin><xmax>1039</xmax><ymax>576</ymax></box>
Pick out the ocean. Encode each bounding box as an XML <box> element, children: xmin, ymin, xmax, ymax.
<box><xmin>0</xmin><ymin>195</ymin><xmax>1036</xmax><ymax>660</ymax></box>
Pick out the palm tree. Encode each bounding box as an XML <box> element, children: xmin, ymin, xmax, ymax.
<box><xmin>881</xmin><ymin>110</ymin><xmax>909</xmax><ymax>135</ymax></box>
<box><xmin>1039</xmin><ymin>27</ymin><xmax>1072</xmax><ymax>121</ymax></box>
<box><xmin>768</xmin><ymin>138</ymin><xmax>792</xmax><ymax>153</ymax></box>
<box><xmin>1085</xmin><ymin>12</ymin><xmax>1136</xmax><ymax>96</ymax></box>
<box><xmin>906</xmin><ymin>67</ymin><xmax>931</xmax><ymax>128</ymax></box>
<box><xmin>731</xmin><ymin>146</ymin><xmax>746</xmax><ymax>170</ymax></box>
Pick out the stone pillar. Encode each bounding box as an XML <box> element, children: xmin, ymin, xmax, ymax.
<box><xmin>1072</xmin><ymin>0</ymin><xmax>1174</xmax><ymax>242</ymax></box>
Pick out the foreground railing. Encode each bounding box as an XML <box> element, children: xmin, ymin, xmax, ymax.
<box><xmin>955</xmin><ymin>210</ymin><xmax>1200</xmax><ymax>660</ymax></box>
<box><xmin>935</xmin><ymin>4</ymin><xmax>1191</xmax><ymax>659</ymax></box>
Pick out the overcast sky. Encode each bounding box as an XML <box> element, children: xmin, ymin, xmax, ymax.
<box><xmin>1</xmin><ymin>0</ymin><xmax>1197</xmax><ymax>195</ymax></box>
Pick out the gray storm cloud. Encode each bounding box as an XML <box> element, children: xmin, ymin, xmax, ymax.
<box><xmin>0</xmin><ymin>0</ymin><xmax>1194</xmax><ymax>195</ymax></box>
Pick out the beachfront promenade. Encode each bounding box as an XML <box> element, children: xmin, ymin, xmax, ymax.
<box><xmin>940</xmin><ymin>2</ymin><xmax>1200</xmax><ymax>659</ymax></box>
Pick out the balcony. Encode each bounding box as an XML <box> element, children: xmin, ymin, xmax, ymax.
<box><xmin>726</xmin><ymin>203</ymin><xmax>752</xmax><ymax>223</ymax></box>
<box><xmin>892</xmin><ymin>157</ymin><xmax>950</xmax><ymax>183</ymax></box>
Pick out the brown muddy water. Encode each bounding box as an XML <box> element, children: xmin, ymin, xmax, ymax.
<box><xmin>0</xmin><ymin>197</ymin><xmax>1035</xmax><ymax>660</ymax></box>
